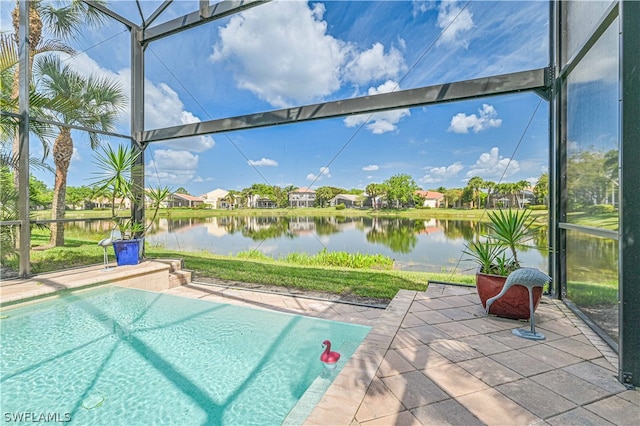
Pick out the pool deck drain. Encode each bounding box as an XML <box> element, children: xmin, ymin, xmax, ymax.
<box><xmin>2</xmin><ymin>265</ymin><xmax>638</xmax><ymax>425</ymax></box>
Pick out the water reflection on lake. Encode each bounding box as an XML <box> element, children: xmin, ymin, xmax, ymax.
<box><xmin>142</xmin><ymin>215</ymin><xmax>548</xmax><ymax>274</ymax></box>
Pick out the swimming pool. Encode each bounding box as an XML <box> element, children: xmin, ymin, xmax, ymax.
<box><xmin>0</xmin><ymin>286</ymin><xmax>370</xmax><ymax>425</ymax></box>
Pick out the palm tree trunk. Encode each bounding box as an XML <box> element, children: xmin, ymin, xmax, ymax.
<box><xmin>11</xmin><ymin>2</ymin><xmax>42</xmax><ymax>188</ymax></box>
<box><xmin>49</xmin><ymin>128</ymin><xmax>73</xmax><ymax>247</ymax></box>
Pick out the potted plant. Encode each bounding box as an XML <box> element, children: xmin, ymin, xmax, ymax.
<box><xmin>90</xmin><ymin>144</ymin><xmax>170</xmax><ymax>266</ymax></box>
<box><xmin>463</xmin><ymin>208</ymin><xmax>546</xmax><ymax>319</ymax></box>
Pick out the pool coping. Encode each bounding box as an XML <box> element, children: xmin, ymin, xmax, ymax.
<box><xmin>302</xmin><ymin>289</ymin><xmax>416</xmax><ymax>424</ymax></box>
<box><xmin>0</xmin><ymin>259</ymin><xmax>187</xmax><ymax>308</ymax></box>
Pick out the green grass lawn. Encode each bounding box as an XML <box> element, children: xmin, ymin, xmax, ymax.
<box><xmin>566</xmin><ymin>280</ymin><xmax>618</xmax><ymax>306</ymax></box>
<box><xmin>566</xmin><ymin>211</ymin><xmax>618</xmax><ymax>230</ymax></box>
<box><xmin>148</xmin><ymin>248</ymin><xmax>474</xmax><ymax>300</ymax></box>
<box><xmin>6</xmin><ymin>227</ymin><xmax>474</xmax><ymax>302</ymax></box>
<box><xmin>32</xmin><ymin>206</ymin><xmax>550</xmax><ymax>222</ymax></box>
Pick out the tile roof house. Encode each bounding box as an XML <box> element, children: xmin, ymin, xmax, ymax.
<box><xmin>329</xmin><ymin>194</ymin><xmax>360</xmax><ymax>208</ymax></box>
<box><xmin>289</xmin><ymin>187</ymin><xmax>316</xmax><ymax>208</ymax></box>
<box><xmin>168</xmin><ymin>193</ymin><xmax>205</xmax><ymax>208</ymax></box>
<box><xmin>416</xmin><ymin>190</ymin><xmax>445</xmax><ymax>208</ymax></box>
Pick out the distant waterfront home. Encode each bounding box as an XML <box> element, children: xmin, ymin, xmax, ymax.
<box><xmin>88</xmin><ymin>196</ymin><xmax>131</xmax><ymax>210</ymax></box>
<box><xmin>200</xmin><ymin>188</ymin><xmax>229</xmax><ymax>209</ymax></box>
<box><xmin>415</xmin><ymin>190</ymin><xmax>445</xmax><ymax>208</ymax></box>
<box><xmin>255</xmin><ymin>197</ymin><xmax>278</xmax><ymax>208</ymax></box>
<box><xmin>362</xmin><ymin>195</ymin><xmax>385</xmax><ymax>209</ymax></box>
<box><xmin>289</xmin><ymin>187</ymin><xmax>316</xmax><ymax>208</ymax></box>
<box><xmin>329</xmin><ymin>194</ymin><xmax>361</xmax><ymax>208</ymax></box>
<box><xmin>168</xmin><ymin>193</ymin><xmax>205</xmax><ymax>208</ymax></box>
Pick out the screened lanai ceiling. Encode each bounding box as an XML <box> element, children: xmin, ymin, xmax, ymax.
<box><xmin>1</xmin><ymin>0</ymin><xmax>550</xmax><ymax>197</ymax></box>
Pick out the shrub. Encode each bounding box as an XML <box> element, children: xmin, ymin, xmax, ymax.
<box><xmin>236</xmin><ymin>250</ymin><xmax>272</xmax><ymax>261</ymax></box>
<box><xmin>283</xmin><ymin>249</ymin><xmax>394</xmax><ymax>269</ymax></box>
<box><xmin>335</xmin><ymin>203</ymin><xmax>346</xmax><ymax>210</ymax></box>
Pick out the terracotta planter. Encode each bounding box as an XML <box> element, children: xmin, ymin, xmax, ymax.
<box><xmin>476</xmin><ymin>271</ymin><xmax>543</xmax><ymax>320</ymax></box>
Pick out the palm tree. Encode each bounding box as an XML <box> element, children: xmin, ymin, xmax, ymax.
<box><xmin>365</xmin><ymin>183</ymin><xmax>385</xmax><ymax>209</ymax></box>
<box><xmin>34</xmin><ymin>55</ymin><xmax>125</xmax><ymax>246</ymax></box>
<box><xmin>224</xmin><ymin>190</ymin><xmax>241</xmax><ymax>209</ymax></box>
<box><xmin>513</xmin><ymin>180</ymin><xmax>530</xmax><ymax>209</ymax></box>
<box><xmin>1</xmin><ymin>32</ymin><xmax>79</xmax><ymax>257</ymax></box>
<box><xmin>9</xmin><ymin>0</ymin><xmax>107</xmax><ymax>187</ymax></box>
<box><xmin>467</xmin><ymin>176</ymin><xmax>484</xmax><ymax>209</ymax></box>
<box><xmin>241</xmin><ymin>187</ymin><xmax>255</xmax><ymax>208</ymax></box>
<box><xmin>0</xmin><ymin>33</ymin><xmax>75</xmax><ymax>168</ymax></box>
<box><xmin>483</xmin><ymin>180</ymin><xmax>496</xmax><ymax>208</ymax></box>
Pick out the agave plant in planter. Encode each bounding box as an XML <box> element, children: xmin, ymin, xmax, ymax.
<box><xmin>463</xmin><ymin>209</ymin><xmax>546</xmax><ymax>319</ymax></box>
<box><xmin>90</xmin><ymin>144</ymin><xmax>170</xmax><ymax>266</ymax></box>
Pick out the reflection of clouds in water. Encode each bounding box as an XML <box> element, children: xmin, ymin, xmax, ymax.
<box><xmin>204</xmin><ymin>222</ymin><xmax>228</xmax><ymax>237</ymax></box>
<box><xmin>146</xmin><ymin>216</ymin><xmax>547</xmax><ymax>273</ymax></box>
<box><xmin>419</xmin><ymin>232</ymin><xmax>462</xmax><ymax>244</ymax></box>
<box><xmin>254</xmin><ymin>244</ymin><xmax>278</xmax><ymax>255</ymax></box>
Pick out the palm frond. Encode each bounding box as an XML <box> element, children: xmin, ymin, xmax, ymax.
<box><xmin>0</xmin><ymin>33</ymin><xmax>18</xmax><ymax>72</ymax></box>
<box><xmin>32</xmin><ymin>39</ymin><xmax>76</xmax><ymax>57</ymax></box>
<box><xmin>40</xmin><ymin>1</ymin><xmax>108</xmax><ymax>42</ymax></box>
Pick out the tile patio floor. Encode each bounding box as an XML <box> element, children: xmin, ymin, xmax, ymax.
<box><xmin>2</xmin><ymin>271</ymin><xmax>638</xmax><ymax>425</ymax></box>
<box><xmin>165</xmin><ymin>282</ymin><xmax>639</xmax><ymax>426</ymax></box>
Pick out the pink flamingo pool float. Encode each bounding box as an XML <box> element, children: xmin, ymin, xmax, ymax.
<box><xmin>320</xmin><ymin>340</ymin><xmax>341</xmax><ymax>369</ymax></box>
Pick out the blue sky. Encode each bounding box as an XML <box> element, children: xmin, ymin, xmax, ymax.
<box><xmin>2</xmin><ymin>0</ymin><xmax>552</xmax><ymax>196</ymax></box>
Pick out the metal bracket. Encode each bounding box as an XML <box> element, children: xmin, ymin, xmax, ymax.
<box><xmin>622</xmin><ymin>372</ymin><xmax>634</xmax><ymax>390</ymax></box>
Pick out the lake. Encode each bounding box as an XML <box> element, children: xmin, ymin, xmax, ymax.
<box><xmin>139</xmin><ymin>215</ymin><xmax>549</xmax><ymax>274</ymax></box>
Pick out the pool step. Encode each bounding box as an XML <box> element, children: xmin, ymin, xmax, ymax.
<box><xmin>151</xmin><ymin>258</ymin><xmax>193</xmax><ymax>288</ymax></box>
<box><xmin>0</xmin><ymin>258</ymin><xmax>192</xmax><ymax>308</ymax></box>
<box><xmin>169</xmin><ymin>270</ymin><xmax>192</xmax><ymax>288</ymax></box>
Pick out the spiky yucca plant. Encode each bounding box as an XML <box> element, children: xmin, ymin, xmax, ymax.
<box><xmin>464</xmin><ymin>209</ymin><xmax>540</xmax><ymax>276</ymax></box>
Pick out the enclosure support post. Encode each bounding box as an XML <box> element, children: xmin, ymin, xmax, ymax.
<box><xmin>131</xmin><ymin>25</ymin><xmax>145</xmax><ymax>253</ymax></box>
<box><xmin>17</xmin><ymin>1</ymin><xmax>30</xmax><ymax>277</ymax></box>
<box><xmin>619</xmin><ymin>0</ymin><xmax>640</xmax><ymax>389</ymax></box>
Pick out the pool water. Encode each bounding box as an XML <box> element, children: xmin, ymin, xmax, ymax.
<box><xmin>0</xmin><ymin>286</ymin><xmax>370</xmax><ymax>425</ymax></box>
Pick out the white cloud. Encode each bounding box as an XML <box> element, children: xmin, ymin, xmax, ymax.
<box><xmin>211</xmin><ymin>1</ymin><xmax>345</xmax><ymax>107</ymax></box>
<box><xmin>146</xmin><ymin>149</ymin><xmax>199</xmax><ymax>185</ymax></box>
<box><xmin>247</xmin><ymin>158</ymin><xmax>279</xmax><ymax>167</ymax></box>
<box><xmin>465</xmin><ymin>147</ymin><xmax>520</xmax><ymax>179</ymax></box>
<box><xmin>420</xmin><ymin>162</ymin><xmax>464</xmax><ymax>183</ymax></box>
<box><xmin>412</xmin><ymin>0</ymin><xmax>436</xmax><ymax>17</ymax></box>
<box><xmin>436</xmin><ymin>0</ymin><xmax>474</xmax><ymax>48</ymax></box>
<box><xmin>58</xmin><ymin>52</ymin><xmax>215</xmax><ymax>153</ymax></box>
<box><xmin>362</xmin><ymin>164</ymin><xmax>379</xmax><ymax>171</ymax></box>
<box><xmin>344</xmin><ymin>42</ymin><xmax>405</xmax><ymax>85</ymax></box>
<box><xmin>306</xmin><ymin>166</ymin><xmax>331</xmax><ymax>181</ymax></box>
<box><xmin>448</xmin><ymin>104</ymin><xmax>502</xmax><ymax>134</ymax></box>
<box><xmin>193</xmin><ymin>176</ymin><xmax>216</xmax><ymax>183</ymax></box>
<box><xmin>143</xmin><ymin>82</ymin><xmax>216</xmax><ymax>152</ymax></box>
<box><xmin>343</xmin><ymin>81</ymin><xmax>410</xmax><ymax>133</ymax></box>
<box><xmin>210</xmin><ymin>0</ymin><xmax>406</xmax><ymax>108</ymax></box>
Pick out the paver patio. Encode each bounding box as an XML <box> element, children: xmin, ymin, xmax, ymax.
<box><xmin>2</xmin><ymin>268</ymin><xmax>638</xmax><ymax>425</ymax></box>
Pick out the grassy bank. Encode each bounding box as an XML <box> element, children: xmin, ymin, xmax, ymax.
<box><xmin>148</xmin><ymin>248</ymin><xmax>474</xmax><ymax>300</ymax></box>
<box><xmin>6</xmin><ymin>228</ymin><xmax>474</xmax><ymax>302</ymax></box>
<box><xmin>32</xmin><ymin>206</ymin><xmax>550</xmax><ymax>222</ymax></box>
